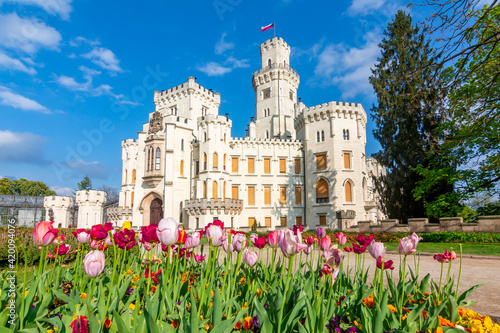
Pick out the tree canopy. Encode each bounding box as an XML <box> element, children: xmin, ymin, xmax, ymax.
<box><xmin>0</xmin><ymin>178</ymin><xmax>56</xmax><ymax>196</ymax></box>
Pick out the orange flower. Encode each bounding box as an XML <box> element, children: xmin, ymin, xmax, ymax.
<box><xmin>257</xmin><ymin>289</ymin><xmax>262</xmax><ymax>297</ymax></box>
<box><xmin>438</xmin><ymin>316</ymin><xmax>456</xmax><ymax>327</ymax></box>
<box><xmin>171</xmin><ymin>320</ymin><xmax>179</xmax><ymax>328</ymax></box>
<box><xmin>362</xmin><ymin>293</ymin><xmax>374</xmax><ymax>307</ymax></box>
<box><xmin>434</xmin><ymin>328</ymin><xmax>443</xmax><ymax>333</ymax></box>
<box><xmin>104</xmin><ymin>317</ymin><xmax>112</xmax><ymax>328</ymax></box>
<box><xmin>243</xmin><ymin>316</ymin><xmax>253</xmax><ymax>329</ymax></box>
<box><xmin>387</xmin><ymin>304</ymin><xmax>396</xmax><ymax>313</ymax></box>
<box><xmin>177</xmin><ymin>228</ymin><xmax>186</xmax><ymax>244</ymax></box>
<box><xmin>234</xmin><ymin>321</ymin><xmax>242</xmax><ymax>330</ymax></box>
<box><xmin>211</xmin><ymin>290</ymin><xmax>215</xmax><ymax>297</ymax></box>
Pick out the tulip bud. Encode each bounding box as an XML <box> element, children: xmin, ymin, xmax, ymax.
<box><xmin>83</xmin><ymin>250</ymin><xmax>106</xmax><ymax>278</ymax></box>
<box><xmin>157</xmin><ymin>218</ymin><xmax>180</xmax><ymax>246</ymax></box>
<box><xmin>244</xmin><ymin>249</ymin><xmax>259</xmax><ymax>267</ymax></box>
<box><xmin>368</xmin><ymin>241</ymin><xmax>386</xmax><ymax>260</ymax></box>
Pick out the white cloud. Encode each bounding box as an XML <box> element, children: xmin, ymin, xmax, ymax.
<box><xmin>197</xmin><ymin>56</ymin><xmax>250</xmax><ymax>77</ymax></box>
<box><xmin>0</xmin><ymin>130</ymin><xmax>47</xmax><ymax>163</ymax></box>
<box><xmin>65</xmin><ymin>159</ymin><xmax>110</xmax><ymax>180</ymax></box>
<box><xmin>69</xmin><ymin>36</ymin><xmax>100</xmax><ymax>47</ymax></box>
<box><xmin>309</xmin><ymin>31</ymin><xmax>381</xmax><ymax>99</ymax></box>
<box><xmin>54</xmin><ymin>66</ymin><xmax>125</xmax><ymax>100</ymax></box>
<box><xmin>0</xmin><ymin>0</ymin><xmax>73</xmax><ymax>20</ymax></box>
<box><xmin>0</xmin><ymin>13</ymin><xmax>62</xmax><ymax>54</ymax></box>
<box><xmin>81</xmin><ymin>47</ymin><xmax>124</xmax><ymax>74</ymax></box>
<box><xmin>0</xmin><ymin>51</ymin><xmax>36</xmax><ymax>74</ymax></box>
<box><xmin>346</xmin><ymin>0</ymin><xmax>386</xmax><ymax>16</ymax></box>
<box><xmin>50</xmin><ymin>185</ymin><xmax>74</xmax><ymax>196</ymax></box>
<box><xmin>215</xmin><ymin>32</ymin><xmax>234</xmax><ymax>55</ymax></box>
<box><xmin>0</xmin><ymin>86</ymin><xmax>50</xmax><ymax>113</ymax></box>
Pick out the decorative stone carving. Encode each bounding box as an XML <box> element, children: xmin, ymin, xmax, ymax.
<box><xmin>337</xmin><ymin>210</ymin><xmax>356</xmax><ymax>219</ymax></box>
<box><xmin>148</xmin><ymin>111</ymin><xmax>163</xmax><ymax>134</ymax></box>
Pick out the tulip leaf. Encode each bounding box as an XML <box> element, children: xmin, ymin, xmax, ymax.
<box><xmin>253</xmin><ymin>297</ymin><xmax>274</xmax><ymax>333</ymax></box>
<box><xmin>212</xmin><ymin>286</ymin><xmax>222</xmax><ymax>327</ymax></box>
<box><xmin>0</xmin><ymin>328</ymin><xmax>11</xmax><ymax>333</ymax></box>
<box><xmin>144</xmin><ymin>304</ymin><xmax>160</xmax><ymax>333</ymax></box>
<box><xmin>113</xmin><ymin>309</ymin><xmax>131</xmax><ymax>333</ymax></box>
<box><xmin>22</xmin><ymin>279</ymin><xmax>38</xmax><ymax>318</ymax></box>
<box><xmin>457</xmin><ymin>283</ymin><xmax>485</xmax><ymax>306</ymax></box>
<box><xmin>188</xmin><ymin>292</ymin><xmax>199</xmax><ymax>333</ymax></box>
<box><xmin>419</xmin><ymin>274</ymin><xmax>431</xmax><ymax>294</ymax></box>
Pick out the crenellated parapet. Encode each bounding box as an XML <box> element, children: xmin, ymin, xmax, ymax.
<box><xmin>44</xmin><ymin>196</ymin><xmax>75</xmax><ymax>228</ymax></box>
<box><xmin>228</xmin><ymin>137</ymin><xmax>303</xmax><ymax>150</ymax></box>
<box><xmin>294</xmin><ymin>101</ymin><xmax>367</xmax><ymax>130</ymax></box>
<box><xmin>197</xmin><ymin>114</ymin><xmax>232</xmax><ymax>127</ymax></box>
<box><xmin>76</xmin><ymin>190</ymin><xmax>107</xmax><ymax>228</ymax></box>
<box><xmin>154</xmin><ymin>77</ymin><xmax>221</xmax><ymax>109</ymax></box>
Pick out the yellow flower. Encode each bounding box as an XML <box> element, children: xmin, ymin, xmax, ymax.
<box><xmin>127</xmin><ymin>269</ymin><xmax>132</xmax><ymax>275</ymax></box>
<box><xmin>239</xmin><ymin>277</ymin><xmax>246</xmax><ymax>286</ymax></box>
<box><xmin>129</xmin><ymin>303</ymin><xmax>135</xmax><ymax>311</ymax></box>
<box><xmin>122</xmin><ymin>221</ymin><xmax>131</xmax><ymax>230</ymax></box>
<box><xmin>256</xmin><ymin>288</ymin><xmax>262</xmax><ymax>296</ymax></box>
<box><xmin>80</xmin><ymin>293</ymin><xmax>87</xmax><ymax>300</ymax></box>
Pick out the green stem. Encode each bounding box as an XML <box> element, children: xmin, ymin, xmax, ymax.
<box><xmin>399</xmin><ymin>255</ymin><xmax>407</xmax><ymax>324</ymax></box>
<box><xmin>277</xmin><ymin>256</ymin><xmax>294</xmax><ymax>333</ymax></box>
<box><xmin>455</xmin><ymin>244</ymin><xmax>463</xmax><ymax>300</ymax></box>
<box><xmin>17</xmin><ymin>240</ymin><xmax>28</xmax><ymax>330</ymax></box>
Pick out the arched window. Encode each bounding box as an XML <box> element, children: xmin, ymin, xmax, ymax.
<box><xmin>316</xmin><ymin>179</ymin><xmax>329</xmax><ymax>203</ymax></box>
<box><xmin>155</xmin><ymin>148</ymin><xmax>161</xmax><ymax>170</ymax></box>
<box><xmin>146</xmin><ymin>148</ymin><xmax>150</xmax><ymax>171</ymax></box>
<box><xmin>132</xmin><ymin>169</ymin><xmax>136</xmax><ymax>183</ymax></box>
<box><xmin>203</xmin><ymin>181</ymin><xmax>207</xmax><ymax>199</ymax></box>
<box><xmin>321</xmin><ymin>130</ymin><xmax>325</xmax><ymax>142</ymax></box>
<box><xmin>362</xmin><ymin>177</ymin><xmax>366</xmax><ymax>201</ymax></box>
<box><xmin>204</xmin><ymin>132</ymin><xmax>207</xmax><ymax>142</ymax></box>
<box><xmin>224</xmin><ymin>133</ymin><xmax>226</xmax><ymax>142</ymax></box>
<box><xmin>223</xmin><ymin>154</ymin><xmax>226</xmax><ymax>170</ymax></box>
<box><xmin>223</xmin><ymin>181</ymin><xmax>226</xmax><ymax>199</ymax></box>
<box><xmin>343</xmin><ymin>129</ymin><xmax>350</xmax><ymax>140</ymax></box>
<box><xmin>203</xmin><ymin>153</ymin><xmax>207</xmax><ymax>170</ymax></box>
<box><xmin>213</xmin><ymin>181</ymin><xmax>218</xmax><ymax>201</ymax></box>
<box><xmin>266</xmin><ymin>130</ymin><xmax>269</xmax><ymax>139</ymax></box>
<box><xmin>131</xmin><ymin>192</ymin><xmax>134</xmax><ymax>207</ymax></box>
<box><xmin>124</xmin><ymin>192</ymin><xmax>127</xmax><ymax>208</ymax></box>
<box><xmin>345</xmin><ymin>180</ymin><xmax>353</xmax><ymax>202</ymax></box>
<box><xmin>180</xmin><ymin>160</ymin><xmax>184</xmax><ymax>176</ymax></box>
<box><xmin>213</xmin><ymin>152</ymin><xmax>218</xmax><ymax>169</ymax></box>
<box><xmin>268</xmin><ymin>59</ymin><xmax>272</xmax><ymax>67</ymax></box>
<box><xmin>316</xmin><ymin>131</ymin><xmax>320</xmax><ymax>142</ymax></box>
<box><xmin>150</xmin><ymin>147</ymin><xmax>154</xmax><ymax>171</ymax></box>
<box><xmin>181</xmin><ymin>139</ymin><xmax>184</xmax><ymax>151</ymax></box>
<box><xmin>179</xmin><ymin>202</ymin><xmax>183</xmax><ymax>222</ymax></box>
<box><xmin>124</xmin><ymin>170</ymin><xmax>127</xmax><ymax>184</ymax></box>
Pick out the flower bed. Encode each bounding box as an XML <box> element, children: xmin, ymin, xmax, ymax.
<box><xmin>2</xmin><ymin>220</ymin><xmax>499</xmax><ymax>333</ymax></box>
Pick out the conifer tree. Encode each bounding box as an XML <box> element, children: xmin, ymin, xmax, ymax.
<box><xmin>369</xmin><ymin>10</ymin><xmax>456</xmax><ymax>222</ymax></box>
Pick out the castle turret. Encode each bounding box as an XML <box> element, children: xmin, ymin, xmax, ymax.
<box><xmin>76</xmin><ymin>190</ymin><xmax>107</xmax><ymax>228</ymax></box>
<box><xmin>44</xmin><ymin>196</ymin><xmax>75</xmax><ymax>228</ymax></box>
<box><xmin>252</xmin><ymin>37</ymin><xmax>300</xmax><ymax>140</ymax></box>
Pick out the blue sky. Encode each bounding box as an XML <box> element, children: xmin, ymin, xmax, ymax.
<box><xmin>0</xmin><ymin>0</ymin><xmax>432</xmax><ymax>196</ymax></box>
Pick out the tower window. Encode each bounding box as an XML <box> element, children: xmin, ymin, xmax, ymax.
<box><xmin>343</xmin><ymin>129</ymin><xmax>350</xmax><ymax>140</ymax></box>
<box><xmin>316</xmin><ymin>131</ymin><xmax>320</xmax><ymax>143</ymax></box>
<box><xmin>155</xmin><ymin>148</ymin><xmax>161</xmax><ymax>170</ymax></box>
<box><xmin>316</xmin><ymin>179</ymin><xmax>329</xmax><ymax>203</ymax></box>
<box><xmin>321</xmin><ymin>130</ymin><xmax>325</xmax><ymax>142</ymax></box>
<box><xmin>268</xmin><ymin>59</ymin><xmax>272</xmax><ymax>68</ymax></box>
<box><xmin>181</xmin><ymin>139</ymin><xmax>184</xmax><ymax>151</ymax></box>
<box><xmin>263</xmin><ymin>89</ymin><xmax>270</xmax><ymax>99</ymax></box>
<box><xmin>289</xmin><ymin>90</ymin><xmax>294</xmax><ymax>100</ymax></box>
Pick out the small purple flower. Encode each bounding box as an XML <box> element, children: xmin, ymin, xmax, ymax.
<box><xmin>253</xmin><ymin>316</ymin><xmax>260</xmax><ymax>328</ymax></box>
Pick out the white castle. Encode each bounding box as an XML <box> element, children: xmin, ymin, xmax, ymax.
<box><xmin>111</xmin><ymin>37</ymin><xmax>385</xmax><ymax>231</ymax></box>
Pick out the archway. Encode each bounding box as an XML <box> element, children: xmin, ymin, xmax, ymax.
<box><xmin>150</xmin><ymin>198</ymin><xmax>163</xmax><ymax>224</ymax></box>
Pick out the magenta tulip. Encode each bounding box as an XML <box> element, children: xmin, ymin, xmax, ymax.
<box><xmin>83</xmin><ymin>250</ymin><xmax>105</xmax><ymax>278</ymax></box>
<box><xmin>33</xmin><ymin>221</ymin><xmax>59</xmax><ymax>246</ymax></box>
<box><xmin>316</xmin><ymin>227</ymin><xmax>325</xmax><ymax>239</ymax></box>
<box><xmin>90</xmin><ymin>223</ymin><xmax>113</xmax><ymax>240</ymax></box>
<box><xmin>267</xmin><ymin>231</ymin><xmax>279</xmax><ymax>248</ymax></box>
<box><xmin>368</xmin><ymin>241</ymin><xmax>386</xmax><ymax>260</ymax></box>
<box><xmin>244</xmin><ymin>249</ymin><xmax>259</xmax><ymax>267</ymax></box>
<box><xmin>194</xmin><ymin>254</ymin><xmax>206</xmax><ymax>263</ymax></box>
<box><xmin>319</xmin><ymin>235</ymin><xmax>332</xmax><ymax>251</ymax></box>
<box><xmin>157</xmin><ymin>218</ymin><xmax>180</xmax><ymax>246</ymax></box>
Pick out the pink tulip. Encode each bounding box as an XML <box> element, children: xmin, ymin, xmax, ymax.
<box><xmin>249</xmin><ymin>233</ymin><xmax>258</xmax><ymax>244</ymax></box>
<box><xmin>194</xmin><ymin>254</ymin><xmax>206</xmax><ymax>263</ymax></box>
<box><xmin>142</xmin><ymin>241</ymin><xmax>154</xmax><ymax>251</ymax></box>
<box><xmin>33</xmin><ymin>221</ymin><xmax>59</xmax><ymax>246</ymax></box>
<box><xmin>323</xmin><ymin>247</ymin><xmax>343</xmax><ymax>268</ymax></box>
<box><xmin>184</xmin><ymin>232</ymin><xmax>201</xmax><ymax>249</ymax></box>
<box><xmin>398</xmin><ymin>234</ymin><xmax>419</xmax><ymax>255</ymax></box>
<box><xmin>73</xmin><ymin>229</ymin><xmax>91</xmax><ymax>244</ymax></box>
<box><xmin>331</xmin><ymin>267</ymin><xmax>340</xmax><ymax>285</ymax></box>
<box><xmin>206</xmin><ymin>224</ymin><xmax>226</xmax><ymax>247</ymax></box>
<box><xmin>316</xmin><ymin>227</ymin><xmax>325</xmax><ymax>239</ymax></box>
<box><xmin>410</xmin><ymin>232</ymin><xmax>423</xmax><ymax>247</ymax></box>
<box><xmin>368</xmin><ymin>241</ymin><xmax>386</xmax><ymax>260</ymax></box>
<box><xmin>231</xmin><ymin>233</ymin><xmax>247</xmax><ymax>253</ymax></box>
<box><xmin>267</xmin><ymin>231</ymin><xmax>279</xmax><ymax>248</ymax></box>
<box><xmin>89</xmin><ymin>239</ymin><xmax>98</xmax><ymax>249</ymax></box>
<box><xmin>319</xmin><ymin>235</ymin><xmax>332</xmax><ymax>251</ymax></box>
<box><xmin>52</xmin><ymin>235</ymin><xmax>66</xmax><ymax>244</ymax></box>
<box><xmin>244</xmin><ymin>249</ymin><xmax>259</xmax><ymax>267</ymax></box>
<box><xmin>279</xmin><ymin>229</ymin><xmax>307</xmax><ymax>258</ymax></box>
<box><xmin>433</xmin><ymin>253</ymin><xmax>448</xmax><ymax>263</ymax></box>
<box><xmin>157</xmin><ymin>218</ymin><xmax>180</xmax><ymax>246</ymax></box>
<box><xmin>83</xmin><ymin>250</ymin><xmax>105</xmax><ymax>278</ymax></box>
<box><xmin>304</xmin><ymin>244</ymin><xmax>312</xmax><ymax>255</ymax></box>
<box><xmin>335</xmin><ymin>232</ymin><xmax>347</xmax><ymax>246</ymax></box>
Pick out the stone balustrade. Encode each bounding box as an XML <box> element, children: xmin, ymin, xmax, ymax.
<box><xmin>184</xmin><ymin>198</ymin><xmax>244</xmax><ymax>216</ymax></box>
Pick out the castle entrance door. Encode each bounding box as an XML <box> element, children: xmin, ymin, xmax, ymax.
<box><xmin>150</xmin><ymin>198</ymin><xmax>163</xmax><ymax>224</ymax></box>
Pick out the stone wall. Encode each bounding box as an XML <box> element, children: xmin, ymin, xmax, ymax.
<box><xmin>352</xmin><ymin>216</ymin><xmax>500</xmax><ymax>233</ymax></box>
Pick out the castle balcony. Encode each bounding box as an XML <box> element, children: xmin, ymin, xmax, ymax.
<box><xmin>143</xmin><ymin>173</ymin><xmax>163</xmax><ymax>188</ymax></box>
<box><xmin>364</xmin><ymin>201</ymin><xmax>376</xmax><ymax>210</ymax></box>
<box><xmin>106</xmin><ymin>207</ymin><xmax>133</xmax><ymax>222</ymax></box>
<box><xmin>184</xmin><ymin>198</ymin><xmax>244</xmax><ymax>216</ymax></box>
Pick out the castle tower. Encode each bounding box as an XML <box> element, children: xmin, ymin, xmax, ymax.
<box><xmin>44</xmin><ymin>196</ymin><xmax>75</xmax><ymax>228</ymax></box>
<box><xmin>76</xmin><ymin>190</ymin><xmax>107</xmax><ymax>228</ymax></box>
<box><xmin>252</xmin><ymin>37</ymin><xmax>300</xmax><ymax>140</ymax></box>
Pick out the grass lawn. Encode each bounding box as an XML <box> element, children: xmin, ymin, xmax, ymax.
<box><xmin>385</xmin><ymin>242</ymin><xmax>500</xmax><ymax>256</ymax></box>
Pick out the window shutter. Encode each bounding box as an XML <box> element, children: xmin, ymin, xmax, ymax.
<box><xmin>180</xmin><ymin>161</ymin><xmax>184</xmax><ymax>176</ymax></box>
<box><xmin>248</xmin><ymin>217</ymin><xmax>255</xmax><ymax>227</ymax></box>
<box><xmin>316</xmin><ymin>154</ymin><xmax>327</xmax><ymax>170</ymax></box>
<box><xmin>248</xmin><ymin>186</ymin><xmax>255</xmax><ymax>205</ymax></box>
<box><xmin>264</xmin><ymin>158</ymin><xmax>271</xmax><ymax>174</ymax></box>
<box><xmin>316</xmin><ymin>179</ymin><xmax>329</xmax><ymax>199</ymax></box>
<box><xmin>232</xmin><ymin>157</ymin><xmax>238</xmax><ymax>173</ymax></box>
<box><xmin>280</xmin><ymin>186</ymin><xmax>286</xmax><ymax>204</ymax></box>
<box><xmin>203</xmin><ymin>181</ymin><xmax>207</xmax><ymax>199</ymax></box>
<box><xmin>264</xmin><ymin>187</ymin><xmax>271</xmax><ymax>205</ymax></box>
<box><xmin>345</xmin><ymin>181</ymin><xmax>352</xmax><ymax>202</ymax></box>
<box><xmin>279</xmin><ymin>158</ymin><xmax>286</xmax><ymax>173</ymax></box>
<box><xmin>294</xmin><ymin>158</ymin><xmax>301</xmax><ymax>174</ymax></box>
<box><xmin>296</xmin><ymin>216</ymin><xmax>302</xmax><ymax>226</ymax></box>
<box><xmin>213</xmin><ymin>181</ymin><xmax>218</xmax><ymax>201</ymax></box>
<box><xmin>295</xmin><ymin>186</ymin><xmax>302</xmax><ymax>205</ymax></box>
<box><xmin>280</xmin><ymin>216</ymin><xmax>287</xmax><ymax>226</ymax></box>
<box><xmin>232</xmin><ymin>186</ymin><xmax>238</xmax><ymax>199</ymax></box>
<box><xmin>319</xmin><ymin>215</ymin><xmax>327</xmax><ymax>226</ymax></box>
<box><xmin>213</xmin><ymin>153</ymin><xmax>218</xmax><ymax>168</ymax></box>
<box><xmin>344</xmin><ymin>152</ymin><xmax>351</xmax><ymax>169</ymax></box>
<box><xmin>265</xmin><ymin>217</ymin><xmax>271</xmax><ymax>227</ymax></box>
<box><xmin>248</xmin><ymin>158</ymin><xmax>255</xmax><ymax>173</ymax></box>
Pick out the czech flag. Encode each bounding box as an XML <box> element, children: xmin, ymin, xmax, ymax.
<box><xmin>261</xmin><ymin>22</ymin><xmax>274</xmax><ymax>32</ymax></box>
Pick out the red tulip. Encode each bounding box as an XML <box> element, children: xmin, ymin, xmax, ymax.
<box><xmin>145</xmin><ymin>267</ymin><xmax>162</xmax><ymax>284</ymax></box>
<box><xmin>353</xmin><ymin>243</ymin><xmax>367</xmax><ymax>254</ymax></box>
<box><xmin>114</xmin><ymin>229</ymin><xmax>137</xmax><ymax>250</ymax></box>
<box><xmin>304</xmin><ymin>236</ymin><xmax>315</xmax><ymax>245</ymax></box>
<box><xmin>292</xmin><ymin>225</ymin><xmax>303</xmax><ymax>235</ymax></box>
<box><xmin>267</xmin><ymin>231</ymin><xmax>279</xmax><ymax>248</ymax></box>
<box><xmin>194</xmin><ymin>254</ymin><xmax>206</xmax><ymax>263</ymax></box>
<box><xmin>376</xmin><ymin>256</ymin><xmax>394</xmax><ymax>270</ymax></box>
<box><xmin>141</xmin><ymin>223</ymin><xmax>159</xmax><ymax>244</ymax></box>
<box><xmin>55</xmin><ymin>244</ymin><xmax>71</xmax><ymax>256</ymax></box>
<box><xmin>177</xmin><ymin>228</ymin><xmax>186</xmax><ymax>244</ymax></box>
<box><xmin>357</xmin><ymin>234</ymin><xmax>374</xmax><ymax>246</ymax></box>
<box><xmin>344</xmin><ymin>246</ymin><xmax>353</xmax><ymax>252</ymax></box>
<box><xmin>90</xmin><ymin>223</ymin><xmax>113</xmax><ymax>240</ymax></box>
<box><xmin>69</xmin><ymin>315</ymin><xmax>88</xmax><ymax>333</ymax></box>
<box><xmin>253</xmin><ymin>236</ymin><xmax>267</xmax><ymax>249</ymax></box>
<box><xmin>33</xmin><ymin>221</ymin><xmax>59</xmax><ymax>246</ymax></box>
<box><xmin>433</xmin><ymin>253</ymin><xmax>448</xmax><ymax>263</ymax></box>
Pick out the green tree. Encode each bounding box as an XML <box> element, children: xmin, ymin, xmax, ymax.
<box><xmin>77</xmin><ymin>175</ymin><xmax>93</xmax><ymax>191</ymax></box>
<box><xmin>414</xmin><ymin>6</ymin><xmax>500</xmax><ymax>212</ymax></box>
<box><xmin>0</xmin><ymin>177</ymin><xmax>56</xmax><ymax>196</ymax></box>
<box><xmin>369</xmin><ymin>10</ymin><xmax>458</xmax><ymax>222</ymax></box>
